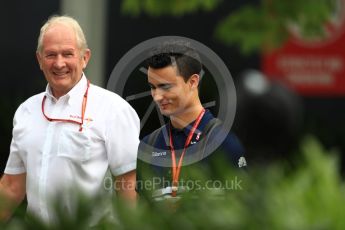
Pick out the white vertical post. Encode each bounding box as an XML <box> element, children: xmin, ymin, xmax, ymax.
<box><xmin>61</xmin><ymin>0</ymin><xmax>106</xmax><ymax>87</ymax></box>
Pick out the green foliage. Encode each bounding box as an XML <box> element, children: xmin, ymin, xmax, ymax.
<box><xmin>1</xmin><ymin>136</ymin><xmax>345</xmax><ymax>229</ymax></box>
<box><xmin>121</xmin><ymin>0</ymin><xmax>222</xmax><ymax>17</ymax></box>
<box><xmin>120</xmin><ymin>0</ymin><xmax>337</xmax><ymax>54</ymax></box>
<box><xmin>260</xmin><ymin>136</ymin><xmax>344</xmax><ymax>229</ymax></box>
<box><xmin>215</xmin><ymin>0</ymin><xmax>337</xmax><ymax>54</ymax></box>
<box><xmin>214</xmin><ymin>5</ymin><xmax>289</xmax><ymax>55</ymax></box>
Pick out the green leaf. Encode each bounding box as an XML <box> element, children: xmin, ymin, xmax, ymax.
<box><xmin>120</xmin><ymin>0</ymin><xmax>222</xmax><ymax>17</ymax></box>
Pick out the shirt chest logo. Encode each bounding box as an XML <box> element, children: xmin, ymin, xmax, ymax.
<box><xmin>69</xmin><ymin>115</ymin><xmax>93</xmax><ymax>122</ymax></box>
<box><xmin>152</xmin><ymin>151</ymin><xmax>167</xmax><ymax>157</ymax></box>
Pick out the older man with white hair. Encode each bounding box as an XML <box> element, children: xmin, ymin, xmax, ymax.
<box><xmin>0</xmin><ymin>15</ymin><xmax>139</xmax><ymax>224</ymax></box>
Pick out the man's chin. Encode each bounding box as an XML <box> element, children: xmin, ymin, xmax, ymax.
<box><xmin>159</xmin><ymin>111</ymin><xmax>170</xmax><ymax>117</ymax></box>
<box><xmin>159</xmin><ymin>108</ymin><xmax>172</xmax><ymax>117</ymax></box>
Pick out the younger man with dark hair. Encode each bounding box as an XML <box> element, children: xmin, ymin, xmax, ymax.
<box><xmin>136</xmin><ymin>40</ymin><xmax>246</xmax><ymax>200</ymax></box>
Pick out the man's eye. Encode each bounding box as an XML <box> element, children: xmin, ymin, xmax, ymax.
<box><xmin>161</xmin><ymin>84</ymin><xmax>171</xmax><ymax>90</ymax></box>
<box><xmin>64</xmin><ymin>53</ymin><xmax>74</xmax><ymax>57</ymax></box>
<box><xmin>45</xmin><ymin>54</ymin><xmax>56</xmax><ymax>58</ymax></box>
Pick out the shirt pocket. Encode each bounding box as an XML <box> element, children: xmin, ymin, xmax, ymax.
<box><xmin>57</xmin><ymin>129</ymin><xmax>91</xmax><ymax>162</ymax></box>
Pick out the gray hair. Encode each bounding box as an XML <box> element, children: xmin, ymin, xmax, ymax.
<box><xmin>36</xmin><ymin>15</ymin><xmax>88</xmax><ymax>55</ymax></box>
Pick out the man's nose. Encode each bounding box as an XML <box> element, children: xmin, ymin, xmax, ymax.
<box><xmin>53</xmin><ymin>55</ymin><xmax>66</xmax><ymax>68</ymax></box>
<box><xmin>152</xmin><ymin>89</ymin><xmax>163</xmax><ymax>102</ymax></box>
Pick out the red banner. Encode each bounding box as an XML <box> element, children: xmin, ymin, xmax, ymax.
<box><xmin>262</xmin><ymin>1</ymin><xmax>345</xmax><ymax>96</ymax></box>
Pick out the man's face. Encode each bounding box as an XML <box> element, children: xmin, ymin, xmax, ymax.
<box><xmin>36</xmin><ymin>23</ymin><xmax>90</xmax><ymax>98</ymax></box>
<box><xmin>148</xmin><ymin>65</ymin><xmax>193</xmax><ymax>117</ymax></box>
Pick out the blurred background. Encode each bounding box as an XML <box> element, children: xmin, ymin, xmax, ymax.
<box><xmin>1</xmin><ymin>0</ymin><xmax>345</xmax><ymax>175</ymax></box>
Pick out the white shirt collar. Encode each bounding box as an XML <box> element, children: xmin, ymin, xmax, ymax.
<box><xmin>44</xmin><ymin>73</ymin><xmax>88</xmax><ymax>106</ymax></box>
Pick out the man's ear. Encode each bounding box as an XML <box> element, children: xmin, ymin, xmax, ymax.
<box><xmin>189</xmin><ymin>74</ymin><xmax>200</xmax><ymax>89</ymax></box>
<box><xmin>82</xmin><ymin>49</ymin><xmax>91</xmax><ymax>69</ymax></box>
<box><xmin>36</xmin><ymin>52</ymin><xmax>43</xmax><ymax>70</ymax></box>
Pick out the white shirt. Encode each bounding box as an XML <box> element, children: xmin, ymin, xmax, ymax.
<box><xmin>4</xmin><ymin>75</ymin><xmax>140</xmax><ymax>222</ymax></box>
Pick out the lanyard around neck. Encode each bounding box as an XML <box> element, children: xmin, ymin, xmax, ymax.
<box><xmin>41</xmin><ymin>79</ymin><xmax>90</xmax><ymax>132</ymax></box>
<box><xmin>169</xmin><ymin>108</ymin><xmax>206</xmax><ymax>197</ymax></box>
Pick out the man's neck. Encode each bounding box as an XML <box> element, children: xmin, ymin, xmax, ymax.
<box><xmin>51</xmin><ymin>88</ymin><xmax>67</xmax><ymax>99</ymax></box>
<box><xmin>50</xmin><ymin>75</ymin><xmax>84</xmax><ymax>99</ymax></box>
<box><xmin>170</xmin><ymin>104</ymin><xmax>204</xmax><ymax>129</ymax></box>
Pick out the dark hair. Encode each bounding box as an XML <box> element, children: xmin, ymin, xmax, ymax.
<box><xmin>146</xmin><ymin>40</ymin><xmax>202</xmax><ymax>82</ymax></box>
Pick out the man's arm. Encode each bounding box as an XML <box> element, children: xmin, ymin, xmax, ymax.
<box><xmin>0</xmin><ymin>173</ymin><xmax>26</xmax><ymax>222</ymax></box>
<box><xmin>114</xmin><ymin>170</ymin><xmax>136</xmax><ymax>205</ymax></box>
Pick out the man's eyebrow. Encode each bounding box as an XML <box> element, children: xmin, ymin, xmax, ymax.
<box><xmin>154</xmin><ymin>83</ymin><xmax>172</xmax><ymax>89</ymax></box>
<box><xmin>148</xmin><ymin>82</ymin><xmax>171</xmax><ymax>88</ymax></box>
<box><xmin>157</xmin><ymin>83</ymin><xmax>171</xmax><ymax>87</ymax></box>
<box><xmin>43</xmin><ymin>48</ymin><xmax>76</xmax><ymax>54</ymax></box>
<box><xmin>63</xmin><ymin>49</ymin><xmax>76</xmax><ymax>52</ymax></box>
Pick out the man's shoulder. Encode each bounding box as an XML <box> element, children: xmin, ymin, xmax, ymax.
<box><xmin>201</xmin><ymin>119</ymin><xmax>246</xmax><ymax>167</ymax></box>
<box><xmin>141</xmin><ymin>125</ymin><xmax>166</xmax><ymax>145</ymax></box>
<box><xmin>10</xmin><ymin>92</ymin><xmax>45</xmax><ymax>120</ymax></box>
<box><xmin>23</xmin><ymin>92</ymin><xmax>45</xmax><ymax>103</ymax></box>
<box><xmin>217</xmin><ymin>131</ymin><xmax>247</xmax><ymax>167</ymax></box>
<box><xmin>17</xmin><ymin>92</ymin><xmax>45</xmax><ymax>110</ymax></box>
<box><xmin>89</xmin><ymin>84</ymin><xmax>134</xmax><ymax>111</ymax></box>
<box><xmin>89</xmin><ymin>84</ymin><xmax>122</xmax><ymax>101</ymax></box>
<box><xmin>221</xmin><ymin>131</ymin><xmax>244</xmax><ymax>150</ymax></box>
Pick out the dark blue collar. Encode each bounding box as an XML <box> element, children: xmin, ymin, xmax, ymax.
<box><xmin>167</xmin><ymin>109</ymin><xmax>214</xmax><ymax>137</ymax></box>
